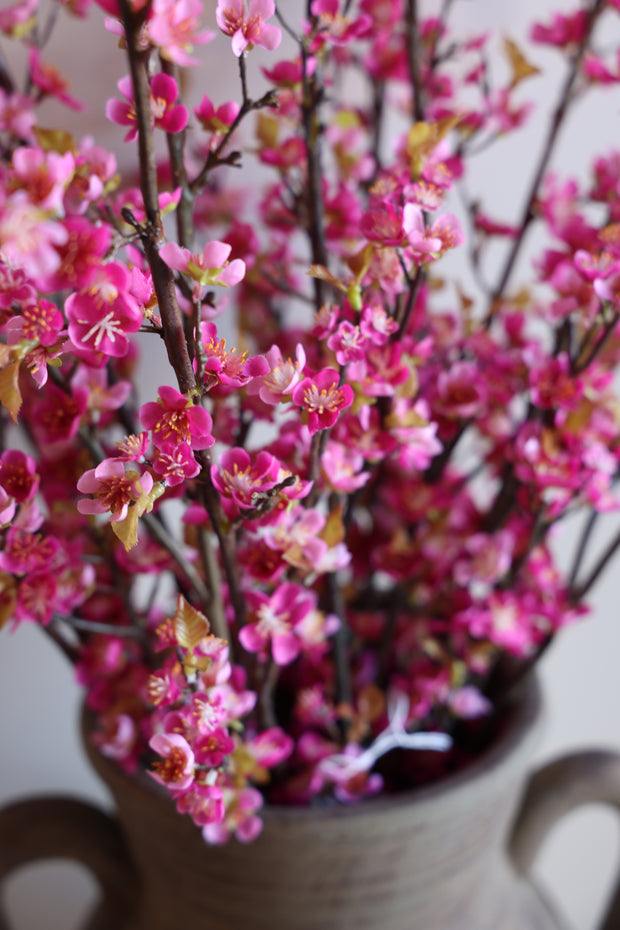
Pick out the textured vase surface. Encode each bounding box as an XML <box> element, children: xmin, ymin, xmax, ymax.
<box><xmin>80</xmin><ymin>679</ymin><xmax>566</xmax><ymax>930</ymax></box>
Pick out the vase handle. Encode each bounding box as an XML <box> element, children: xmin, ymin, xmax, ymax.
<box><xmin>509</xmin><ymin>750</ymin><xmax>620</xmax><ymax>930</ymax></box>
<box><xmin>0</xmin><ymin>795</ymin><xmax>137</xmax><ymax>929</ymax></box>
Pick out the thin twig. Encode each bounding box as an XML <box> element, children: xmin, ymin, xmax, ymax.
<box><xmin>485</xmin><ymin>0</ymin><xmax>606</xmax><ymax>323</ymax></box>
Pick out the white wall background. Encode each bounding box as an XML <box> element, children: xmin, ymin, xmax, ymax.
<box><xmin>1</xmin><ymin>1</ymin><xmax>620</xmax><ymax>928</ymax></box>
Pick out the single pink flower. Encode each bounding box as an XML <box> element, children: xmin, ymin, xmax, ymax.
<box><xmin>149</xmin><ymin>732</ymin><xmax>195</xmax><ymax>792</ymax></box>
<box><xmin>0</xmin><ymin>527</ymin><xmax>60</xmax><ymax>575</ymax></box>
<box><xmin>216</xmin><ymin>0</ymin><xmax>282</xmax><ymax>57</ymax></box>
<box><xmin>77</xmin><ymin>459</ymin><xmax>154</xmax><ymax>522</ymax></box>
<box><xmin>292</xmin><ymin>368</ymin><xmax>354</xmax><ymax>433</ymax></box>
<box><xmin>148</xmin><ymin>0</ymin><xmax>215</xmax><ymax>66</ymax></box>
<box><xmin>239</xmin><ymin>582</ymin><xmax>317</xmax><ymax>665</ymax></box>
<box><xmin>199</xmin><ymin>321</ymin><xmax>268</xmax><ymax>388</ymax></box>
<box><xmin>0</xmin><ymin>192</ymin><xmax>68</xmax><ymax>279</ymax></box>
<box><xmin>0</xmin><ymin>0</ymin><xmax>37</xmax><ymax>36</ymax></box>
<box><xmin>151</xmin><ymin>445</ymin><xmax>201</xmax><ymax>487</ymax></box>
<box><xmin>65</xmin><ymin>262</ymin><xmax>144</xmax><ymax>366</ymax></box>
<box><xmin>28</xmin><ymin>47</ymin><xmax>84</xmax><ymax>111</ymax></box>
<box><xmin>194</xmin><ymin>95</ymin><xmax>240</xmax><ymax>133</ymax></box>
<box><xmin>0</xmin><ymin>450</ymin><xmax>39</xmax><ymax>503</ymax></box>
<box><xmin>159</xmin><ymin>239</ymin><xmax>246</xmax><ymax>288</ymax></box>
<box><xmin>106</xmin><ymin>73</ymin><xmax>188</xmax><ymax>143</ymax></box>
<box><xmin>140</xmin><ymin>385</ymin><xmax>214</xmax><ymax>453</ymax></box>
<box><xmin>211</xmin><ymin>448</ymin><xmax>279</xmax><ymax>510</ymax></box>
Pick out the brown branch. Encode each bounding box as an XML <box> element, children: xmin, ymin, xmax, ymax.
<box><xmin>118</xmin><ymin>0</ymin><xmax>195</xmax><ymax>397</ymax></box>
<box><xmin>405</xmin><ymin>0</ymin><xmax>425</xmax><ymax>123</ymax></box>
<box><xmin>300</xmin><ymin>44</ymin><xmax>328</xmax><ymax>310</ymax></box>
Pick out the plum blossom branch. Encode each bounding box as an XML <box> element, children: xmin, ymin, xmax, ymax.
<box><xmin>486</xmin><ymin>0</ymin><xmax>606</xmax><ymax>321</ymax></box>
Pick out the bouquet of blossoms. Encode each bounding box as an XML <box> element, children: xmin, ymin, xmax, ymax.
<box><xmin>1</xmin><ymin>0</ymin><xmax>619</xmax><ymax>845</ymax></box>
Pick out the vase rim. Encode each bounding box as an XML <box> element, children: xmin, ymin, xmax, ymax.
<box><xmin>82</xmin><ymin>674</ymin><xmax>543</xmax><ymax>824</ymax></box>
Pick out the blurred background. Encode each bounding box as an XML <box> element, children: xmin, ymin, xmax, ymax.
<box><xmin>1</xmin><ymin>1</ymin><xmax>620</xmax><ymax>927</ymax></box>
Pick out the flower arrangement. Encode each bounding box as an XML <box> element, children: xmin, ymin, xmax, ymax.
<box><xmin>1</xmin><ymin>0</ymin><xmax>619</xmax><ymax>846</ymax></box>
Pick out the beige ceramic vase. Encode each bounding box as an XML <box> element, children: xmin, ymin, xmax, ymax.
<box><xmin>1</xmin><ymin>678</ymin><xmax>620</xmax><ymax>930</ymax></box>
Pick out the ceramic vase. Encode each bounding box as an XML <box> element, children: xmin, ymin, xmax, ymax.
<box><xmin>1</xmin><ymin>678</ymin><xmax>620</xmax><ymax>930</ymax></box>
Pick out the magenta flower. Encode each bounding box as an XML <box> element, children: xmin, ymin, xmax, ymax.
<box><xmin>0</xmin><ymin>193</ymin><xmax>68</xmax><ymax>279</ymax></box>
<box><xmin>140</xmin><ymin>385</ymin><xmax>214</xmax><ymax>453</ymax></box>
<box><xmin>199</xmin><ymin>321</ymin><xmax>268</xmax><ymax>388</ymax></box>
<box><xmin>106</xmin><ymin>73</ymin><xmax>188</xmax><ymax>143</ymax></box>
<box><xmin>215</xmin><ymin>0</ymin><xmax>282</xmax><ymax>57</ymax></box>
<box><xmin>176</xmin><ymin>783</ymin><xmax>225</xmax><ymax>827</ymax></box>
<box><xmin>32</xmin><ymin>383</ymin><xmax>88</xmax><ymax>446</ymax></box>
<box><xmin>152</xmin><ymin>445</ymin><xmax>201</xmax><ymax>487</ymax></box>
<box><xmin>239</xmin><ymin>582</ymin><xmax>317</xmax><ymax>665</ymax></box>
<box><xmin>28</xmin><ymin>48</ymin><xmax>84</xmax><ymax>111</ymax></box>
<box><xmin>10</xmin><ymin>146</ymin><xmax>75</xmax><ymax>213</ymax></box>
<box><xmin>65</xmin><ymin>262</ymin><xmax>144</xmax><ymax>367</ymax></box>
<box><xmin>0</xmin><ymin>0</ymin><xmax>37</xmax><ymax>36</ymax></box>
<box><xmin>77</xmin><ymin>458</ymin><xmax>154</xmax><ymax>522</ymax></box>
<box><xmin>194</xmin><ymin>95</ymin><xmax>240</xmax><ymax>134</ymax></box>
<box><xmin>15</xmin><ymin>571</ymin><xmax>58</xmax><ymax>627</ymax></box>
<box><xmin>148</xmin><ymin>0</ymin><xmax>215</xmax><ymax>66</ymax></box>
<box><xmin>211</xmin><ymin>448</ymin><xmax>279</xmax><ymax>510</ymax></box>
<box><xmin>149</xmin><ymin>732</ymin><xmax>195</xmax><ymax>793</ymax></box>
<box><xmin>292</xmin><ymin>368</ymin><xmax>354</xmax><ymax>433</ymax></box>
<box><xmin>0</xmin><ymin>450</ymin><xmax>39</xmax><ymax>503</ymax></box>
<box><xmin>160</xmin><ymin>239</ymin><xmax>245</xmax><ymax>289</ymax></box>
<box><xmin>0</xmin><ymin>527</ymin><xmax>60</xmax><ymax>575</ymax></box>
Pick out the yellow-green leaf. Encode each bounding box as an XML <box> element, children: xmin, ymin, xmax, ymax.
<box><xmin>34</xmin><ymin>126</ymin><xmax>77</xmax><ymax>155</ymax></box>
<box><xmin>503</xmin><ymin>37</ymin><xmax>540</xmax><ymax>88</ymax></box>
<box><xmin>172</xmin><ymin>594</ymin><xmax>210</xmax><ymax>652</ymax></box>
<box><xmin>0</xmin><ymin>360</ymin><xmax>22</xmax><ymax>423</ymax></box>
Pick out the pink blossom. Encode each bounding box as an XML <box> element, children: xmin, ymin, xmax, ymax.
<box><xmin>176</xmin><ymin>783</ymin><xmax>225</xmax><ymax>826</ymax></box>
<box><xmin>239</xmin><ymin>582</ymin><xmax>316</xmax><ymax>665</ymax></box>
<box><xmin>292</xmin><ymin>368</ymin><xmax>354</xmax><ymax>433</ymax></box>
<box><xmin>202</xmin><ymin>785</ymin><xmax>263</xmax><ymax>844</ymax></box>
<box><xmin>360</xmin><ymin>304</ymin><xmax>399</xmax><ymax>345</ymax></box>
<box><xmin>32</xmin><ymin>383</ymin><xmax>88</xmax><ymax>446</ymax></box>
<box><xmin>140</xmin><ymin>385</ymin><xmax>214</xmax><ymax>453</ymax></box>
<box><xmin>10</xmin><ymin>147</ymin><xmax>75</xmax><ymax>213</ymax></box>
<box><xmin>436</xmin><ymin>361</ymin><xmax>488</xmax><ymax>419</ymax></box>
<box><xmin>39</xmin><ymin>216</ymin><xmax>113</xmax><ymax>293</ymax></box>
<box><xmin>321</xmin><ymin>441</ymin><xmax>369</xmax><ymax>492</ymax></box>
<box><xmin>0</xmin><ymin>90</ymin><xmax>35</xmax><ymax>141</ymax></box>
<box><xmin>0</xmin><ymin>0</ymin><xmax>37</xmax><ymax>36</ymax></box>
<box><xmin>28</xmin><ymin>48</ymin><xmax>84</xmax><ymax>111</ymax></box>
<box><xmin>211</xmin><ymin>448</ymin><xmax>279</xmax><ymax>510</ymax></box>
<box><xmin>403</xmin><ymin>205</ymin><xmax>464</xmax><ymax>259</ymax></box>
<box><xmin>310</xmin><ymin>0</ymin><xmax>373</xmax><ymax>46</ymax></box>
<box><xmin>194</xmin><ymin>95</ymin><xmax>240</xmax><ymax>134</ymax></box>
<box><xmin>71</xmin><ymin>366</ymin><xmax>132</xmax><ymax>418</ymax></box>
<box><xmin>77</xmin><ymin>459</ymin><xmax>154</xmax><ymax>522</ymax></box>
<box><xmin>15</xmin><ymin>571</ymin><xmax>58</xmax><ymax>626</ymax></box>
<box><xmin>152</xmin><ymin>445</ymin><xmax>201</xmax><ymax>487</ymax></box>
<box><xmin>5</xmin><ymin>298</ymin><xmax>64</xmax><ymax>348</ymax></box>
<box><xmin>159</xmin><ymin>239</ymin><xmax>245</xmax><ymax>288</ymax></box>
<box><xmin>0</xmin><ymin>192</ymin><xmax>68</xmax><ymax>279</ymax></box>
<box><xmin>199</xmin><ymin>321</ymin><xmax>268</xmax><ymax>389</ymax></box>
<box><xmin>249</xmin><ymin>343</ymin><xmax>306</xmax><ymax>405</ymax></box>
<box><xmin>65</xmin><ymin>262</ymin><xmax>144</xmax><ymax>366</ymax></box>
<box><xmin>360</xmin><ymin>203</ymin><xmax>404</xmax><ymax>247</ymax></box>
<box><xmin>327</xmin><ymin>321</ymin><xmax>368</xmax><ymax>365</ymax></box>
<box><xmin>216</xmin><ymin>0</ymin><xmax>282</xmax><ymax>57</ymax></box>
<box><xmin>147</xmin><ymin>0</ymin><xmax>214</xmax><ymax>66</ymax></box>
<box><xmin>0</xmin><ymin>527</ymin><xmax>60</xmax><ymax>575</ymax></box>
<box><xmin>149</xmin><ymin>732</ymin><xmax>195</xmax><ymax>792</ymax></box>
<box><xmin>106</xmin><ymin>73</ymin><xmax>188</xmax><ymax>143</ymax></box>
<box><xmin>530</xmin><ymin>11</ymin><xmax>588</xmax><ymax>47</ymax></box>
<box><xmin>0</xmin><ymin>450</ymin><xmax>39</xmax><ymax>503</ymax></box>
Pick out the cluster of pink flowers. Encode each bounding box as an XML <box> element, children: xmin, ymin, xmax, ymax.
<box><xmin>1</xmin><ymin>0</ymin><xmax>620</xmax><ymax>842</ymax></box>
